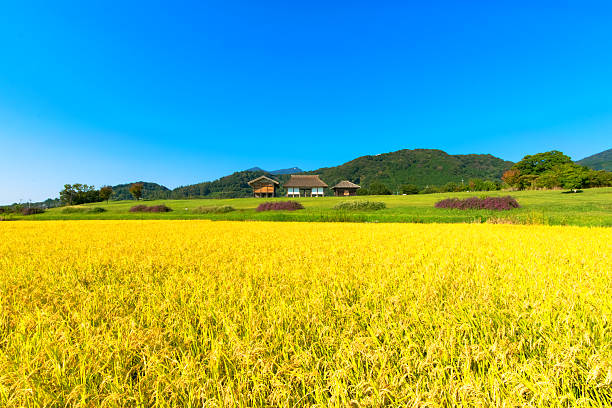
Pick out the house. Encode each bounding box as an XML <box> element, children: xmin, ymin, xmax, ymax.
<box><xmin>248</xmin><ymin>175</ymin><xmax>279</xmax><ymax>198</ymax></box>
<box><xmin>284</xmin><ymin>175</ymin><xmax>328</xmax><ymax>197</ymax></box>
<box><xmin>331</xmin><ymin>180</ymin><xmax>361</xmax><ymax>196</ymax></box>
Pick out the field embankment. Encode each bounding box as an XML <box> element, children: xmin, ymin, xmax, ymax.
<box><xmin>1</xmin><ymin>220</ymin><xmax>611</xmax><ymax>406</ymax></box>
<box><xmin>5</xmin><ymin>187</ymin><xmax>612</xmax><ymax>226</ymax></box>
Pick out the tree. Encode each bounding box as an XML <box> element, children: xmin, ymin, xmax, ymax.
<box><xmin>513</xmin><ymin>151</ymin><xmax>573</xmax><ymax>176</ymax></box>
<box><xmin>368</xmin><ymin>182</ymin><xmax>392</xmax><ymax>195</ymax></box>
<box><xmin>400</xmin><ymin>184</ymin><xmax>420</xmax><ymax>195</ymax></box>
<box><xmin>129</xmin><ymin>183</ymin><xmax>144</xmax><ymax>200</ymax></box>
<box><xmin>558</xmin><ymin>163</ymin><xmax>588</xmax><ymax>191</ymax></box>
<box><xmin>60</xmin><ymin>184</ymin><xmax>100</xmax><ymax>205</ymax></box>
<box><xmin>502</xmin><ymin>169</ymin><xmax>522</xmax><ymax>188</ymax></box>
<box><xmin>99</xmin><ymin>186</ymin><xmax>113</xmax><ymax>203</ymax></box>
<box><xmin>585</xmin><ymin>170</ymin><xmax>612</xmax><ymax>187</ymax></box>
<box><xmin>60</xmin><ymin>184</ymin><xmax>76</xmax><ymax>205</ymax></box>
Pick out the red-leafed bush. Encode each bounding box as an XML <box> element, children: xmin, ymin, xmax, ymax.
<box><xmin>256</xmin><ymin>201</ymin><xmax>304</xmax><ymax>212</ymax></box>
<box><xmin>129</xmin><ymin>204</ymin><xmax>172</xmax><ymax>213</ymax></box>
<box><xmin>435</xmin><ymin>196</ymin><xmax>520</xmax><ymax>211</ymax></box>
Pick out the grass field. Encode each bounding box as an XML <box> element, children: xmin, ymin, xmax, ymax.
<box><xmin>1</xmin><ymin>221</ymin><xmax>611</xmax><ymax>406</ymax></box>
<box><xmin>5</xmin><ymin>187</ymin><xmax>612</xmax><ymax>226</ymax></box>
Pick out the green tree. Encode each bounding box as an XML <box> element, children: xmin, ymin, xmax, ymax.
<box><xmin>558</xmin><ymin>164</ymin><xmax>588</xmax><ymax>191</ymax></box>
<box><xmin>99</xmin><ymin>186</ymin><xmax>113</xmax><ymax>203</ymax></box>
<box><xmin>400</xmin><ymin>184</ymin><xmax>419</xmax><ymax>195</ymax></box>
<box><xmin>129</xmin><ymin>183</ymin><xmax>144</xmax><ymax>200</ymax></box>
<box><xmin>513</xmin><ymin>151</ymin><xmax>573</xmax><ymax>175</ymax></box>
<box><xmin>368</xmin><ymin>182</ymin><xmax>392</xmax><ymax>195</ymax></box>
<box><xmin>60</xmin><ymin>184</ymin><xmax>76</xmax><ymax>205</ymax></box>
<box><xmin>60</xmin><ymin>184</ymin><xmax>100</xmax><ymax>205</ymax></box>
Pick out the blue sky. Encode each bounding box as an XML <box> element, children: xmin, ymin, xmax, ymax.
<box><xmin>1</xmin><ymin>1</ymin><xmax>611</xmax><ymax>203</ymax></box>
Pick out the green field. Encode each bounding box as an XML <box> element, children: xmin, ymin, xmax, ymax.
<box><xmin>5</xmin><ymin>187</ymin><xmax>612</xmax><ymax>226</ymax></box>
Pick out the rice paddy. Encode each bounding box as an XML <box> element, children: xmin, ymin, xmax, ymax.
<box><xmin>1</xmin><ymin>220</ymin><xmax>611</xmax><ymax>406</ymax></box>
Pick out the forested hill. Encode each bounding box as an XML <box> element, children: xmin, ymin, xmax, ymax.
<box><xmin>169</xmin><ymin>149</ymin><xmax>513</xmax><ymax>199</ymax></box>
<box><xmin>577</xmin><ymin>148</ymin><xmax>612</xmax><ymax>171</ymax></box>
<box><xmin>307</xmin><ymin>149</ymin><xmax>513</xmax><ymax>189</ymax></box>
<box><xmin>103</xmin><ymin>149</ymin><xmax>513</xmax><ymax>200</ymax></box>
<box><xmin>171</xmin><ymin>170</ymin><xmax>285</xmax><ymax>199</ymax></box>
<box><xmin>111</xmin><ymin>182</ymin><xmax>170</xmax><ymax>200</ymax></box>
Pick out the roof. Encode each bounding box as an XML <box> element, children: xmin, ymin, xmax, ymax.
<box><xmin>247</xmin><ymin>175</ymin><xmax>279</xmax><ymax>186</ymax></box>
<box><xmin>283</xmin><ymin>175</ymin><xmax>328</xmax><ymax>188</ymax></box>
<box><xmin>332</xmin><ymin>180</ymin><xmax>361</xmax><ymax>189</ymax></box>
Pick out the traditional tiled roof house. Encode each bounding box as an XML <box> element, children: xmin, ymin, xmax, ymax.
<box><xmin>284</xmin><ymin>175</ymin><xmax>328</xmax><ymax>197</ymax></box>
<box><xmin>331</xmin><ymin>180</ymin><xmax>361</xmax><ymax>196</ymax></box>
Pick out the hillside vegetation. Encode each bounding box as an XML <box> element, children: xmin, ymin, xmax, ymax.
<box><xmin>110</xmin><ymin>182</ymin><xmax>170</xmax><ymax>200</ymax></box>
<box><xmin>309</xmin><ymin>149</ymin><xmax>513</xmax><ymax>189</ymax></box>
<box><xmin>170</xmin><ymin>149</ymin><xmax>512</xmax><ymax>199</ymax></box>
<box><xmin>577</xmin><ymin>148</ymin><xmax>612</xmax><ymax>171</ymax></box>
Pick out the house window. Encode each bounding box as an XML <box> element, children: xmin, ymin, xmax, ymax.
<box><xmin>288</xmin><ymin>187</ymin><xmax>299</xmax><ymax>196</ymax></box>
<box><xmin>312</xmin><ymin>187</ymin><xmax>323</xmax><ymax>196</ymax></box>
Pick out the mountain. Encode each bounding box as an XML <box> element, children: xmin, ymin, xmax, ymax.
<box><xmin>111</xmin><ymin>182</ymin><xmax>171</xmax><ymax>200</ymax></box>
<box><xmin>307</xmin><ymin>149</ymin><xmax>513</xmax><ymax>189</ymax></box>
<box><xmin>246</xmin><ymin>166</ymin><xmax>303</xmax><ymax>175</ymax></box>
<box><xmin>170</xmin><ymin>149</ymin><xmax>513</xmax><ymax>198</ymax></box>
<box><xmin>270</xmin><ymin>167</ymin><xmax>303</xmax><ymax>175</ymax></box>
<box><xmin>577</xmin><ymin>148</ymin><xmax>612</xmax><ymax>171</ymax></box>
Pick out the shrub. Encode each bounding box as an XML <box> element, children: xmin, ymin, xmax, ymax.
<box><xmin>21</xmin><ymin>207</ymin><xmax>45</xmax><ymax>216</ymax></box>
<box><xmin>88</xmin><ymin>207</ymin><xmax>106</xmax><ymax>213</ymax></box>
<box><xmin>334</xmin><ymin>200</ymin><xmax>386</xmax><ymax>211</ymax></box>
<box><xmin>256</xmin><ymin>201</ymin><xmax>304</xmax><ymax>212</ymax></box>
<box><xmin>129</xmin><ymin>205</ymin><xmax>148</xmax><ymax>212</ymax></box>
<box><xmin>129</xmin><ymin>204</ymin><xmax>172</xmax><ymax>213</ymax></box>
<box><xmin>62</xmin><ymin>207</ymin><xmax>86</xmax><ymax>213</ymax></box>
<box><xmin>435</xmin><ymin>196</ymin><xmax>520</xmax><ymax>211</ymax></box>
<box><xmin>193</xmin><ymin>205</ymin><xmax>235</xmax><ymax>214</ymax></box>
<box><xmin>400</xmin><ymin>184</ymin><xmax>420</xmax><ymax>195</ymax></box>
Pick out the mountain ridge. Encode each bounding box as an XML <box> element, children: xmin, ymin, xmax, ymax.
<box><xmin>246</xmin><ymin>166</ymin><xmax>303</xmax><ymax>175</ymax></box>
<box><xmin>577</xmin><ymin>148</ymin><xmax>612</xmax><ymax>171</ymax></box>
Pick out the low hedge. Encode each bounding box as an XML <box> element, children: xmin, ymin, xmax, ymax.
<box><xmin>435</xmin><ymin>196</ymin><xmax>520</xmax><ymax>211</ymax></box>
<box><xmin>193</xmin><ymin>205</ymin><xmax>235</xmax><ymax>214</ymax></box>
<box><xmin>256</xmin><ymin>201</ymin><xmax>304</xmax><ymax>212</ymax></box>
<box><xmin>129</xmin><ymin>204</ymin><xmax>173</xmax><ymax>213</ymax></box>
<box><xmin>334</xmin><ymin>200</ymin><xmax>386</xmax><ymax>211</ymax></box>
<box><xmin>63</xmin><ymin>207</ymin><xmax>107</xmax><ymax>214</ymax></box>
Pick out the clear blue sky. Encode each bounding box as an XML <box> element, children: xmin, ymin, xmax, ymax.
<box><xmin>1</xmin><ymin>1</ymin><xmax>611</xmax><ymax>203</ymax></box>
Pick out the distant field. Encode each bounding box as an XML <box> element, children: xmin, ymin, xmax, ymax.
<box><xmin>5</xmin><ymin>187</ymin><xmax>612</xmax><ymax>226</ymax></box>
<box><xmin>1</xmin><ymin>221</ymin><xmax>611</xmax><ymax>406</ymax></box>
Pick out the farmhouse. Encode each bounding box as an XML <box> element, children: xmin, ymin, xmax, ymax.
<box><xmin>247</xmin><ymin>175</ymin><xmax>279</xmax><ymax>198</ymax></box>
<box><xmin>331</xmin><ymin>180</ymin><xmax>361</xmax><ymax>196</ymax></box>
<box><xmin>284</xmin><ymin>175</ymin><xmax>328</xmax><ymax>197</ymax></box>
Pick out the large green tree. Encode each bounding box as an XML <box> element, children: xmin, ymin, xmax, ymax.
<box><xmin>513</xmin><ymin>151</ymin><xmax>573</xmax><ymax>176</ymax></box>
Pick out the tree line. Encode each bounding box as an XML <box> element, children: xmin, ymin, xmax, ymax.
<box><xmin>59</xmin><ymin>183</ymin><xmax>144</xmax><ymax>205</ymax></box>
<box><xmin>501</xmin><ymin>151</ymin><xmax>612</xmax><ymax>191</ymax></box>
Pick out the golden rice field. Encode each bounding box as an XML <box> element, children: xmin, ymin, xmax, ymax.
<box><xmin>1</xmin><ymin>221</ymin><xmax>611</xmax><ymax>407</ymax></box>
